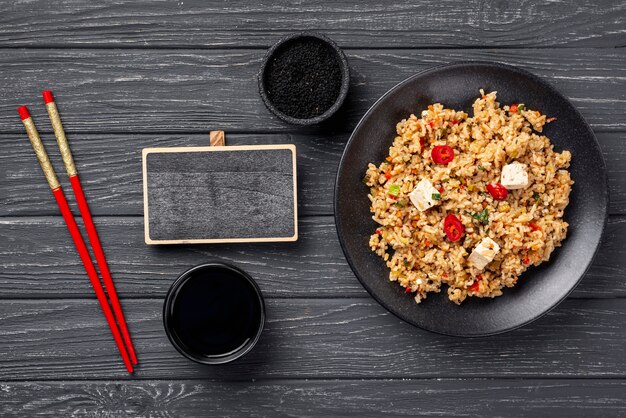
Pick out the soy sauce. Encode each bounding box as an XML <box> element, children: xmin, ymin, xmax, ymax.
<box><xmin>167</xmin><ymin>264</ymin><xmax>264</xmax><ymax>361</ymax></box>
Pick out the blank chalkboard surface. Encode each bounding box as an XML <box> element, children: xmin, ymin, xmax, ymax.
<box><xmin>142</xmin><ymin>145</ymin><xmax>297</xmax><ymax>244</ymax></box>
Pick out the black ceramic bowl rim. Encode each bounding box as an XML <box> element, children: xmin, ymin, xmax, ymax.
<box><xmin>334</xmin><ymin>60</ymin><xmax>609</xmax><ymax>337</ymax></box>
<box><xmin>163</xmin><ymin>262</ymin><xmax>266</xmax><ymax>365</ymax></box>
<box><xmin>258</xmin><ymin>31</ymin><xmax>350</xmax><ymax>126</ymax></box>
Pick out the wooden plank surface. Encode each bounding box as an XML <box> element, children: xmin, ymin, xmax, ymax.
<box><xmin>0</xmin><ymin>133</ymin><xmax>343</xmax><ymax>217</ymax></box>
<box><xmin>1</xmin><ymin>48</ymin><xmax>624</xmax><ymax>134</ymax></box>
<box><xmin>1</xmin><ymin>1</ymin><xmax>625</xmax><ymax>414</ymax></box>
<box><xmin>2</xmin><ymin>132</ymin><xmax>624</xmax><ymax>217</ymax></box>
<box><xmin>1</xmin><ymin>379</ymin><xmax>625</xmax><ymax>417</ymax></box>
<box><xmin>0</xmin><ymin>215</ymin><xmax>624</xmax><ymax>299</ymax></box>
<box><xmin>0</xmin><ymin>298</ymin><xmax>625</xmax><ymax>380</ymax></box>
<box><xmin>0</xmin><ymin>0</ymin><xmax>624</xmax><ymax>48</ymax></box>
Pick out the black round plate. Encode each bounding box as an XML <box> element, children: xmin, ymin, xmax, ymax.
<box><xmin>335</xmin><ymin>62</ymin><xmax>608</xmax><ymax>337</ymax></box>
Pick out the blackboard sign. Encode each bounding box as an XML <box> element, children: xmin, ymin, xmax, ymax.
<box><xmin>142</xmin><ymin>145</ymin><xmax>297</xmax><ymax>244</ymax></box>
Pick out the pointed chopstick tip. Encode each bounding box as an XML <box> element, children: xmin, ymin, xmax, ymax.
<box><xmin>42</xmin><ymin>90</ymin><xmax>55</xmax><ymax>104</ymax></box>
<box><xmin>17</xmin><ymin>106</ymin><xmax>31</xmax><ymax>120</ymax></box>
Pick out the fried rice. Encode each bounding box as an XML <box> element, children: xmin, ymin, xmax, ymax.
<box><xmin>364</xmin><ymin>91</ymin><xmax>573</xmax><ymax>304</ymax></box>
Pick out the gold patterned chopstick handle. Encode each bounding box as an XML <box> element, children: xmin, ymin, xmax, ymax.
<box><xmin>45</xmin><ymin>99</ymin><xmax>77</xmax><ymax>177</ymax></box>
<box><xmin>19</xmin><ymin>108</ymin><xmax>60</xmax><ymax>190</ymax></box>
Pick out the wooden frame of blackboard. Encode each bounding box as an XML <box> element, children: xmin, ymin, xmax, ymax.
<box><xmin>142</xmin><ymin>144</ymin><xmax>298</xmax><ymax>245</ymax></box>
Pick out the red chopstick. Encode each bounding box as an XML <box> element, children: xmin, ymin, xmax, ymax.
<box><xmin>42</xmin><ymin>90</ymin><xmax>138</xmax><ymax>366</ymax></box>
<box><xmin>18</xmin><ymin>106</ymin><xmax>134</xmax><ymax>373</ymax></box>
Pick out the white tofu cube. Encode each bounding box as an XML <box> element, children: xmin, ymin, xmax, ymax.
<box><xmin>468</xmin><ymin>238</ymin><xmax>500</xmax><ymax>270</ymax></box>
<box><xmin>500</xmin><ymin>162</ymin><xmax>529</xmax><ymax>190</ymax></box>
<box><xmin>409</xmin><ymin>179</ymin><xmax>440</xmax><ymax>212</ymax></box>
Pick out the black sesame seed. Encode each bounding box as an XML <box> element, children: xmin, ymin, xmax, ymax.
<box><xmin>264</xmin><ymin>38</ymin><xmax>342</xmax><ymax>119</ymax></box>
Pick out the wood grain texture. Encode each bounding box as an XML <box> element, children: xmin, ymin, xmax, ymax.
<box><xmin>0</xmin><ymin>133</ymin><xmax>343</xmax><ymax>217</ymax></box>
<box><xmin>0</xmin><ymin>215</ymin><xmax>623</xmax><ymax>299</ymax></box>
<box><xmin>0</xmin><ymin>1</ymin><xmax>624</xmax><ymax>413</ymax></box>
<box><xmin>0</xmin><ymin>0</ymin><xmax>624</xmax><ymax>48</ymax></box>
<box><xmin>209</xmin><ymin>130</ymin><xmax>224</xmax><ymax>147</ymax></box>
<box><xmin>1</xmin><ymin>379</ymin><xmax>625</xmax><ymax>417</ymax></box>
<box><xmin>1</xmin><ymin>48</ymin><xmax>624</xmax><ymax>134</ymax></box>
<box><xmin>1</xmin><ymin>132</ymin><xmax>624</xmax><ymax>217</ymax></box>
<box><xmin>0</xmin><ymin>298</ymin><xmax>625</xmax><ymax>380</ymax></box>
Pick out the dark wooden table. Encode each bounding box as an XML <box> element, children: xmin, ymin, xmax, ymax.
<box><xmin>1</xmin><ymin>1</ymin><xmax>625</xmax><ymax>416</ymax></box>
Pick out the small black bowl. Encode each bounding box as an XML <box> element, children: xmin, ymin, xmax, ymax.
<box><xmin>258</xmin><ymin>32</ymin><xmax>350</xmax><ymax>126</ymax></box>
<box><xmin>163</xmin><ymin>263</ymin><xmax>265</xmax><ymax>365</ymax></box>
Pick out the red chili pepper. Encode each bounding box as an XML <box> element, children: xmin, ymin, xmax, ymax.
<box><xmin>405</xmin><ymin>287</ymin><xmax>413</xmax><ymax>293</ymax></box>
<box><xmin>419</xmin><ymin>137</ymin><xmax>426</xmax><ymax>149</ymax></box>
<box><xmin>384</xmin><ymin>171</ymin><xmax>392</xmax><ymax>180</ymax></box>
<box><xmin>428</xmin><ymin>120</ymin><xmax>435</xmax><ymax>128</ymax></box>
<box><xmin>523</xmin><ymin>257</ymin><xmax>531</xmax><ymax>265</ymax></box>
<box><xmin>443</xmin><ymin>272</ymin><xmax>449</xmax><ymax>278</ymax></box>
<box><xmin>431</xmin><ymin>145</ymin><xmax>455</xmax><ymax>165</ymax></box>
<box><xmin>486</xmin><ymin>183</ymin><xmax>508</xmax><ymax>200</ymax></box>
<box><xmin>450</xmin><ymin>120</ymin><xmax>460</xmax><ymax>125</ymax></box>
<box><xmin>510</xmin><ymin>103</ymin><xmax>519</xmax><ymax>113</ymax></box>
<box><xmin>388</xmin><ymin>194</ymin><xmax>398</xmax><ymax>200</ymax></box>
<box><xmin>469</xmin><ymin>281</ymin><xmax>480</xmax><ymax>292</ymax></box>
<box><xmin>437</xmin><ymin>187</ymin><xmax>444</xmax><ymax>193</ymax></box>
<box><xmin>443</xmin><ymin>213</ymin><xmax>465</xmax><ymax>242</ymax></box>
<box><xmin>529</xmin><ymin>223</ymin><xmax>541</xmax><ymax>232</ymax></box>
<box><xmin>376</xmin><ymin>229</ymin><xmax>382</xmax><ymax>235</ymax></box>
<box><xmin>477</xmin><ymin>274</ymin><xmax>483</xmax><ymax>280</ymax></box>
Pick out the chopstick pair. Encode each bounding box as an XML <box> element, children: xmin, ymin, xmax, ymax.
<box><xmin>18</xmin><ymin>91</ymin><xmax>137</xmax><ymax>373</ymax></box>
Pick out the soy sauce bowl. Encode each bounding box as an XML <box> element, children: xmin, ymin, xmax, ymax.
<box><xmin>258</xmin><ymin>32</ymin><xmax>350</xmax><ymax>126</ymax></box>
<box><xmin>163</xmin><ymin>263</ymin><xmax>265</xmax><ymax>365</ymax></box>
